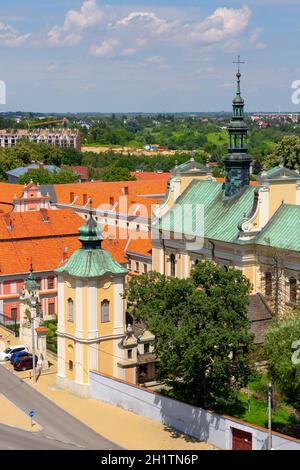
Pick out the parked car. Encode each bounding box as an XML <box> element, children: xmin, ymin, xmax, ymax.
<box><xmin>0</xmin><ymin>345</ymin><xmax>29</xmax><ymax>362</ymax></box>
<box><xmin>14</xmin><ymin>355</ymin><xmax>38</xmax><ymax>372</ymax></box>
<box><xmin>10</xmin><ymin>351</ymin><xmax>32</xmax><ymax>365</ymax></box>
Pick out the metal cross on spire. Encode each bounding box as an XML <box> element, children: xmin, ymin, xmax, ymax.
<box><xmin>233</xmin><ymin>55</ymin><xmax>245</xmax><ymax>74</ymax></box>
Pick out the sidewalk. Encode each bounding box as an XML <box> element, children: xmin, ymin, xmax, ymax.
<box><xmin>29</xmin><ymin>373</ymin><xmax>215</xmax><ymax>450</ymax></box>
<box><xmin>0</xmin><ymin>393</ymin><xmax>41</xmax><ymax>432</ymax></box>
<box><xmin>0</xmin><ymin>326</ymin><xmax>215</xmax><ymax>450</ymax></box>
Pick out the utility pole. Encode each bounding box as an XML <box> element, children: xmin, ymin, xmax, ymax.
<box><xmin>268</xmin><ymin>383</ymin><xmax>273</xmax><ymax>450</ymax></box>
<box><xmin>31</xmin><ymin>313</ymin><xmax>36</xmax><ymax>384</ymax></box>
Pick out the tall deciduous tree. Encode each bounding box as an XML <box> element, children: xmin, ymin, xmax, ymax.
<box><xmin>264</xmin><ymin>135</ymin><xmax>300</xmax><ymax>170</ymax></box>
<box><xmin>126</xmin><ymin>262</ymin><xmax>254</xmax><ymax>408</ymax></box>
<box><xmin>264</xmin><ymin>310</ymin><xmax>300</xmax><ymax>404</ymax></box>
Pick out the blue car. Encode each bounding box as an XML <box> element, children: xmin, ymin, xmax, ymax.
<box><xmin>10</xmin><ymin>350</ymin><xmax>32</xmax><ymax>365</ymax></box>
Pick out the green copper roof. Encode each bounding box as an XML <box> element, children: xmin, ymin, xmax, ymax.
<box><xmin>55</xmin><ymin>212</ymin><xmax>127</xmax><ymax>278</ymax></box>
<box><xmin>25</xmin><ymin>264</ymin><xmax>39</xmax><ymax>292</ymax></box>
<box><xmin>171</xmin><ymin>158</ymin><xmax>209</xmax><ymax>177</ymax></box>
<box><xmin>255</xmin><ymin>204</ymin><xmax>300</xmax><ymax>252</ymax></box>
<box><xmin>55</xmin><ymin>248</ymin><xmax>127</xmax><ymax>278</ymax></box>
<box><xmin>155</xmin><ymin>180</ymin><xmax>256</xmax><ymax>243</ymax></box>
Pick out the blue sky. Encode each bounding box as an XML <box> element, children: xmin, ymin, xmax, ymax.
<box><xmin>1</xmin><ymin>0</ymin><xmax>300</xmax><ymax>112</ymax></box>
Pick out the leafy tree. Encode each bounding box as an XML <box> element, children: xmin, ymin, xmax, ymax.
<box><xmin>18</xmin><ymin>168</ymin><xmax>77</xmax><ymax>184</ymax></box>
<box><xmin>102</xmin><ymin>166</ymin><xmax>136</xmax><ymax>182</ymax></box>
<box><xmin>125</xmin><ymin>262</ymin><xmax>254</xmax><ymax>408</ymax></box>
<box><xmin>264</xmin><ymin>310</ymin><xmax>300</xmax><ymax>404</ymax></box>
<box><xmin>10</xmin><ymin>139</ymin><xmax>40</xmax><ymax>165</ymax></box>
<box><xmin>264</xmin><ymin>135</ymin><xmax>300</xmax><ymax>170</ymax></box>
<box><xmin>0</xmin><ymin>153</ymin><xmax>23</xmax><ymax>181</ymax></box>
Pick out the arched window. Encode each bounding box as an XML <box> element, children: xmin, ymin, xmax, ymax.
<box><xmin>68</xmin><ymin>298</ymin><xmax>74</xmax><ymax>322</ymax></box>
<box><xmin>170</xmin><ymin>254</ymin><xmax>176</xmax><ymax>277</ymax></box>
<box><xmin>265</xmin><ymin>272</ymin><xmax>272</xmax><ymax>297</ymax></box>
<box><xmin>289</xmin><ymin>277</ymin><xmax>297</xmax><ymax>304</ymax></box>
<box><xmin>101</xmin><ymin>300</ymin><xmax>110</xmax><ymax>323</ymax></box>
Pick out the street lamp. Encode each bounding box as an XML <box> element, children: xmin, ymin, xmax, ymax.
<box><xmin>268</xmin><ymin>382</ymin><xmax>273</xmax><ymax>450</ymax></box>
<box><xmin>19</xmin><ymin>264</ymin><xmax>41</xmax><ymax>383</ymax></box>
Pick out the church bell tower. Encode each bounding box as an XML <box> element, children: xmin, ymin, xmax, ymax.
<box><xmin>223</xmin><ymin>56</ymin><xmax>252</xmax><ymax>197</ymax></box>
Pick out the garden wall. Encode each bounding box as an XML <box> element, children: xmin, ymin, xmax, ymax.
<box><xmin>90</xmin><ymin>370</ymin><xmax>300</xmax><ymax>450</ymax></box>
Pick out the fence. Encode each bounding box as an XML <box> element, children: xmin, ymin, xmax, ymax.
<box><xmin>90</xmin><ymin>370</ymin><xmax>300</xmax><ymax>450</ymax></box>
<box><xmin>0</xmin><ymin>313</ymin><xmax>19</xmax><ymax>336</ymax></box>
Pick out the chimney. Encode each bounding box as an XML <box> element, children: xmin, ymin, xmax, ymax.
<box><xmin>40</xmin><ymin>208</ymin><xmax>49</xmax><ymax>222</ymax></box>
<box><xmin>70</xmin><ymin>192</ymin><xmax>75</xmax><ymax>204</ymax></box>
<box><xmin>62</xmin><ymin>246</ymin><xmax>69</xmax><ymax>262</ymax></box>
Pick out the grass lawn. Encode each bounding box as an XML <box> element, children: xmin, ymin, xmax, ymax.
<box><xmin>221</xmin><ymin>390</ymin><xmax>296</xmax><ymax>430</ymax></box>
<box><xmin>220</xmin><ymin>375</ymin><xmax>297</xmax><ymax>431</ymax></box>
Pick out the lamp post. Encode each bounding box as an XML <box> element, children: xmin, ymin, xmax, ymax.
<box><xmin>19</xmin><ymin>265</ymin><xmax>41</xmax><ymax>383</ymax></box>
<box><xmin>268</xmin><ymin>382</ymin><xmax>273</xmax><ymax>450</ymax></box>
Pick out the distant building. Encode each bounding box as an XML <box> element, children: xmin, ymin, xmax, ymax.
<box><xmin>12</xmin><ymin>181</ymin><xmax>55</xmax><ymax>213</ymax></box>
<box><xmin>67</xmin><ymin>166</ymin><xmax>89</xmax><ymax>182</ymax></box>
<box><xmin>6</xmin><ymin>162</ymin><xmax>61</xmax><ymax>184</ymax></box>
<box><xmin>0</xmin><ymin>128</ymin><xmax>81</xmax><ymax>149</ymax></box>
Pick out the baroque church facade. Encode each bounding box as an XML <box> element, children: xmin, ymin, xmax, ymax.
<box><xmin>153</xmin><ymin>67</ymin><xmax>300</xmax><ymax>342</ymax></box>
<box><xmin>54</xmin><ymin>65</ymin><xmax>300</xmax><ymax>396</ymax></box>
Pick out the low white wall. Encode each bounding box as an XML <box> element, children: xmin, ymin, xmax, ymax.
<box><xmin>90</xmin><ymin>370</ymin><xmax>300</xmax><ymax>450</ymax></box>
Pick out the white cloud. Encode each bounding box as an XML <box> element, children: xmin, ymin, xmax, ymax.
<box><xmin>89</xmin><ymin>38</ymin><xmax>120</xmax><ymax>57</ymax></box>
<box><xmin>48</xmin><ymin>0</ymin><xmax>103</xmax><ymax>46</ymax></box>
<box><xmin>115</xmin><ymin>11</ymin><xmax>176</xmax><ymax>36</ymax></box>
<box><xmin>0</xmin><ymin>22</ymin><xmax>31</xmax><ymax>47</ymax></box>
<box><xmin>190</xmin><ymin>6</ymin><xmax>251</xmax><ymax>43</ymax></box>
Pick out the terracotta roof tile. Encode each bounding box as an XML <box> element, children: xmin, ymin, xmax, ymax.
<box><xmin>54</xmin><ymin>179</ymin><xmax>168</xmax><ymax>214</ymax></box>
<box><xmin>126</xmin><ymin>238</ymin><xmax>152</xmax><ymax>257</ymax></box>
<box><xmin>0</xmin><ymin>209</ymin><xmax>83</xmax><ymax>241</ymax></box>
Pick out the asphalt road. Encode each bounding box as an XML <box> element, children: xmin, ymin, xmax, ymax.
<box><xmin>0</xmin><ymin>364</ymin><xmax>121</xmax><ymax>450</ymax></box>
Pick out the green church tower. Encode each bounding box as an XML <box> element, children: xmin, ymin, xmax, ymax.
<box><xmin>223</xmin><ymin>57</ymin><xmax>252</xmax><ymax>197</ymax></box>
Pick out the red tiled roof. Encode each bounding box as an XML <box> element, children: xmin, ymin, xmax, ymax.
<box><xmin>131</xmin><ymin>172</ymin><xmax>170</xmax><ymax>181</ymax></box>
<box><xmin>0</xmin><ymin>236</ymin><xmax>81</xmax><ymax>275</ymax></box>
<box><xmin>126</xmin><ymin>237</ymin><xmax>152</xmax><ymax>257</ymax></box>
<box><xmin>54</xmin><ymin>179</ymin><xmax>168</xmax><ymax>214</ymax></box>
<box><xmin>0</xmin><ymin>183</ymin><xmax>22</xmax><ymax>212</ymax></box>
<box><xmin>69</xmin><ymin>166</ymin><xmax>89</xmax><ymax>180</ymax></box>
<box><xmin>0</xmin><ymin>209</ymin><xmax>83</xmax><ymax>241</ymax></box>
<box><xmin>0</xmin><ymin>207</ymin><xmax>128</xmax><ymax>275</ymax></box>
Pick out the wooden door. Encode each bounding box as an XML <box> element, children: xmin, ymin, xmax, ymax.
<box><xmin>231</xmin><ymin>427</ymin><xmax>252</xmax><ymax>450</ymax></box>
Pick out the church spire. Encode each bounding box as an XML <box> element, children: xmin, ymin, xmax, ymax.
<box><xmin>78</xmin><ymin>200</ymin><xmax>103</xmax><ymax>250</ymax></box>
<box><xmin>223</xmin><ymin>56</ymin><xmax>252</xmax><ymax>197</ymax></box>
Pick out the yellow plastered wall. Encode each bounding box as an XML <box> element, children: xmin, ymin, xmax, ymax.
<box><xmin>180</xmin><ymin>174</ymin><xmax>210</xmax><ymax>194</ymax></box>
<box><xmin>64</xmin><ymin>277</ymin><xmax>76</xmax><ymax>336</ymax></box>
<box><xmin>98</xmin><ymin>338</ymin><xmax>114</xmax><ymax>376</ymax></box>
<box><xmin>152</xmin><ymin>246</ymin><xmax>163</xmax><ymax>273</ymax></box>
<box><xmin>269</xmin><ymin>182</ymin><xmax>296</xmax><ymax>219</ymax></box>
<box><xmin>125</xmin><ymin>367</ymin><xmax>136</xmax><ymax>383</ymax></box>
<box><xmin>242</xmin><ymin>265</ymin><xmax>256</xmax><ymax>292</ymax></box>
<box><xmin>65</xmin><ymin>339</ymin><xmax>75</xmax><ymax>380</ymax></box>
<box><xmin>97</xmin><ymin>276</ymin><xmax>115</xmax><ymax>338</ymax></box>
<box><xmin>83</xmin><ymin>343</ymin><xmax>89</xmax><ymax>383</ymax></box>
<box><xmin>97</xmin><ymin>277</ymin><xmax>116</xmax><ymax>376</ymax></box>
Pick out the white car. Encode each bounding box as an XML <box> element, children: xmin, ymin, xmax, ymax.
<box><xmin>0</xmin><ymin>345</ymin><xmax>29</xmax><ymax>362</ymax></box>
